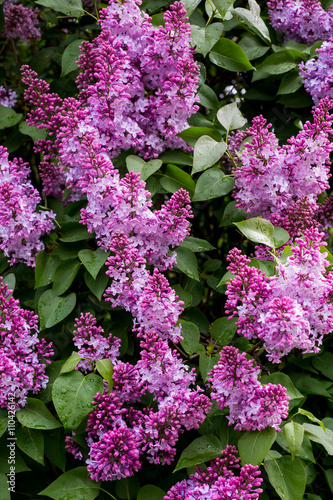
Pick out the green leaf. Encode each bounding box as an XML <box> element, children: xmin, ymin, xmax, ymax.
<box><xmin>183</xmin><ymin>0</ymin><xmax>201</xmax><ymax>16</ymax></box>
<box><xmin>16</xmin><ymin>427</ymin><xmax>44</xmax><ymax>465</ymax></box>
<box><xmin>45</xmin><ymin>428</ymin><xmax>66</xmax><ymax>472</ymax></box>
<box><xmin>84</xmin><ymin>268</ymin><xmax>109</xmax><ymax>301</ymax></box>
<box><xmin>175</xmin><ymin>247</ymin><xmax>200</xmax><ymax>281</ymax></box>
<box><xmin>52</xmin><ymin>371</ymin><xmax>104</xmax><ymax>430</ymax></box>
<box><xmin>294</xmin><ymin>376</ymin><xmax>332</xmax><ymax>397</ymax></box>
<box><xmin>174</xmin><ymin>435</ymin><xmax>223</xmax><ymax>471</ymax></box>
<box><xmin>126</xmin><ymin>155</ymin><xmax>162</xmax><ymax>181</ymax></box>
<box><xmin>238</xmin><ymin>427</ymin><xmax>276</xmax><ymax>466</ymax></box>
<box><xmin>180</xmin><ymin>236</ymin><xmax>215</xmax><ymax>252</ymax></box>
<box><xmin>217</xmin><ymin>102</ymin><xmax>246</xmax><ymax>133</ymax></box>
<box><xmin>210</xmin><ymin>317</ymin><xmax>237</xmax><ymax>346</ymax></box>
<box><xmin>312</xmin><ymin>352</ymin><xmax>333</xmax><ymax>381</ymax></box>
<box><xmin>19</xmin><ymin>121</ymin><xmax>48</xmax><ymax>141</ymax></box>
<box><xmin>231</xmin><ymin>4</ymin><xmax>270</xmax><ymax>43</ymax></box>
<box><xmin>277</xmin><ymin>70</ymin><xmax>303</xmax><ymax>95</ymax></box>
<box><xmin>234</xmin><ymin>217</ymin><xmax>275</xmax><ymax>247</ymax></box>
<box><xmin>38</xmin><ymin>290</ymin><xmax>76</xmax><ymax>330</ymax></box>
<box><xmin>39</xmin><ymin>467</ymin><xmax>100</xmax><ymax>500</ymax></box>
<box><xmin>298</xmin><ymin>409</ymin><xmax>325</xmax><ymax>429</ymax></box>
<box><xmin>16</xmin><ymin>398</ymin><xmax>62</xmax><ymax>430</ymax></box>
<box><xmin>0</xmin><ymin>105</ymin><xmax>22</xmax><ymax>129</ymax></box>
<box><xmin>35</xmin><ymin>250</ymin><xmax>61</xmax><ymax>288</ymax></box>
<box><xmin>179</xmin><ymin>320</ymin><xmax>200</xmax><ymax>355</ymax></box>
<box><xmin>324</xmin><ymin>469</ymin><xmax>333</xmax><ymax>494</ymax></box>
<box><xmin>220</xmin><ymin>200</ymin><xmax>246</xmax><ymax>226</ymax></box>
<box><xmin>198</xmin><ymin>84</ymin><xmax>220</xmax><ymax>109</ymax></box>
<box><xmin>61</xmin><ymin>39</ymin><xmax>83</xmax><ymax>76</ymax></box>
<box><xmin>3</xmin><ymin>273</ymin><xmax>15</xmax><ymax>293</ymax></box>
<box><xmin>160</xmin><ymin>164</ymin><xmax>196</xmax><ymax>197</ymax></box>
<box><xmin>0</xmin><ymin>411</ymin><xmax>8</xmax><ymax>438</ymax></box>
<box><xmin>264</xmin><ymin>456</ymin><xmax>306</xmax><ymax>500</ymax></box>
<box><xmin>192</xmin><ymin>136</ymin><xmax>227</xmax><ymax>174</ymax></box>
<box><xmin>159</xmin><ymin>150</ymin><xmax>193</xmax><ymax>166</ymax></box>
<box><xmin>52</xmin><ymin>259</ymin><xmax>81</xmax><ymax>296</ymax></box>
<box><xmin>136</xmin><ymin>485</ymin><xmax>165</xmax><ymax>500</ymax></box>
<box><xmin>35</xmin><ymin>0</ymin><xmax>84</xmax><ymax>17</ymax></box>
<box><xmin>303</xmin><ymin>423</ymin><xmax>333</xmax><ymax>454</ymax></box>
<box><xmin>78</xmin><ymin>248</ymin><xmax>109</xmax><ymax>280</ymax></box>
<box><xmin>191</xmin><ymin>23</ymin><xmax>224</xmax><ymax>57</ymax></box>
<box><xmin>60</xmin><ymin>222</ymin><xmax>93</xmax><ymax>242</ymax></box>
<box><xmin>115</xmin><ymin>477</ymin><xmax>140</xmax><ymax>500</ymax></box>
<box><xmin>212</xmin><ymin>0</ymin><xmax>234</xmax><ymax>18</ymax></box>
<box><xmin>60</xmin><ymin>352</ymin><xmax>82</xmax><ymax>374</ymax></box>
<box><xmin>199</xmin><ymin>353</ymin><xmax>220</xmax><ymax>381</ymax></box>
<box><xmin>96</xmin><ymin>358</ymin><xmax>114</xmax><ymax>390</ymax></box>
<box><xmin>273</xmin><ymin>226</ymin><xmax>290</xmax><ymax>248</ymax></box>
<box><xmin>193</xmin><ymin>168</ymin><xmax>235</xmax><ymax>202</ymax></box>
<box><xmin>209</xmin><ymin>38</ymin><xmax>254</xmax><ymax>72</ymax></box>
<box><xmin>238</xmin><ymin>33</ymin><xmax>270</xmax><ymax>60</ymax></box>
<box><xmin>0</xmin><ymin>474</ymin><xmax>10</xmax><ymax>500</ymax></box>
<box><xmin>178</xmin><ymin>126</ymin><xmax>222</xmax><ymax>146</ymax></box>
<box><xmin>257</xmin><ymin>50</ymin><xmax>297</xmax><ymax>75</ymax></box>
<box><xmin>283</xmin><ymin>422</ymin><xmax>304</xmax><ymax>460</ymax></box>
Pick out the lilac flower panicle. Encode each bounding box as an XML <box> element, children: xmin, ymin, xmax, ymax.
<box><xmin>3</xmin><ymin>2</ymin><xmax>41</xmax><ymax>42</ymax></box>
<box><xmin>300</xmin><ymin>38</ymin><xmax>333</xmax><ymax>105</ymax></box>
<box><xmin>0</xmin><ymin>146</ymin><xmax>55</xmax><ymax>266</ymax></box>
<box><xmin>164</xmin><ymin>446</ymin><xmax>263</xmax><ymax>500</ymax></box>
<box><xmin>267</xmin><ymin>0</ymin><xmax>333</xmax><ymax>44</ymax></box>
<box><xmin>209</xmin><ymin>346</ymin><xmax>289</xmax><ymax>431</ymax></box>
<box><xmin>0</xmin><ymin>277</ymin><xmax>53</xmax><ymax>409</ymax></box>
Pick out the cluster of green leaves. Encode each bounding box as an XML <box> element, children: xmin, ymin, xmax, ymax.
<box><xmin>1</xmin><ymin>0</ymin><xmax>333</xmax><ymax>499</ymax></box>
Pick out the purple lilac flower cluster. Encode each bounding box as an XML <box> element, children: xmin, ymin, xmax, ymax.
<box><xmin>300</xmin><ymin>38</ymin><xmax>333</xmax><ymax>105</ymax></box>
<box><xmin>267</xmin><ymin>0</ymin><xmax>333</xmax><ymax>44</ymax></box>
<box><xmin>164</xmin><ymin>446</ymin><xmax>263</xmax><ymax>500</ymax></box>
<box><xmin>0</xmin><ymin>277</ymin><xmax>53</xmax><ymax>409</ymax></box>
<box><xmin>72</xmin><ymin>313</ymin><xmax>121</xmax><ymax>373</ymax></box>
<box><xmin>209</xmin><ymin>346</ymin><xmax>289</xmax><ymax>431</ymax></box>
<box><xmin>0</xmin><ymin>86</ymin><xmax>17</xmax><ymax>108</ymax></box>
<box><xmin>0</xmin><ymin>146</ymin><xmax>55</xmax><ymax>266</ymax></box>
<box><xmin>21</xmin><ymin>0</ymin><xmax>199</xmax><ymax>199</ymax></box>
<box><xmin>233</xmin><ymin>98</ymin><xmax>333</xmax><ymax>220</ymax></box>
<box><xmin>2</xmin><ymin>1</ymin><xmax>40</xmax><ymax>42</ymax></box>
<box><xmin>225</xmin><ymin>228</ymin><xmax>333</xmax><ymax>363</ymax></box>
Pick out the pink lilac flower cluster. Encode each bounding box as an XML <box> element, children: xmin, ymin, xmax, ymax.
<box><xmin>164</xmin><ymin>446</ymin><xmax>263</xmax><ymax>500</ymax></box>
<box><xmin>72</xmin><ymin>313</ymin><xmax>121</xmax><ymax>374</ymax></box>
<box><xmin>0</xmin><ymin>277</ymin><xmax>53</xmax><ymax>409</ymax></box>
<box><xmin>21</xmin><ymin>0</ymin><xmax>199</xmax><ymax>198</ymax></box>
<box><xmin>209</xmin><ymin>346</ymin><xmax>289</xmax><ymax>431</ymax></box>
<box><xmin>0</xmin><ymin>86</ymin><xmax>17</xmax><ymax>108</ymax></box>
<box><xmin>2</xmin><ymin>1</ymin><xmax>40</xmax><ymax>42</ymax></box>
<box><xmin>225</xmin><ymin>228</ymin><xmax>333</xmax><ymax>363</ymax></box>
<box><xmin>300</xmin><ymin>38</ymin><xmax>333</xmax><ymax>105</ymax></box>
<box><xmin>267</xmin><ymin>0</ymin><xmax>333</xmax><ymax>44</ymax></box>
<box><xmin>233</xmin><ymin>98</ymin><xmax>333</xmax><ymax>219</ymax></box>
<box><xmin>0</xmin><ymin>146</ymin><xmax>55</xmax><ymax>266</ymax></box>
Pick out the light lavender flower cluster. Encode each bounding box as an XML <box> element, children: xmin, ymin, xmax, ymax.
<box><xmin>0</xmin><ymin>86</ymin><xmax>17</xmax><ymax>108</ymax></box>
<box><xmin>226</xmin><ymin>227</ymin><xmax>333</xmax><ymax>364</ymax></box>
<box><xmin>267</xmin><ymin>0</ymin><xmax>333</xmax><ymax>44</ymax></box>
<box><xmin>300</xmin><ymin>38</ymin><xmax>333</xmax><ymax>104</ymax></box>
<box><xmin>164</xmin><ymin>446</ymin><xmax>263</xmax><ymax>500</ymax></box>
<box><xmin>0</xmin><ymin>146</ymin><xmax>55</xmax><ymax>266</ymax></box>
<box><xmin>0</xmin><ymin>277</ymin><xmax>53</xmax><ymax>409</ymax></box>
<box><xmin>233</xmin><ymin>99</ymin><xmax>333</xmax><ymax>220</ymax></box>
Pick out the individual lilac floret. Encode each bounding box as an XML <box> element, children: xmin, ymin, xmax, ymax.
<box><xmin>0</xmin><ymin>86</ymin><xmax>17</xmax><ymax>108</ymax></box>
<box><xmin>208</xmin><ymin>346</ymin><xmax>289</xmax><ymax>431</ymax></box>
<box><xmin>2</xmin><ymin>2</ymin><xmax>40</xmax><ymax>42</ymax></box>
<box><xmin>164</xmin><ymin>446</ymin><xmax>263</xmax><ymax>500</ymax></box>
<box><xmin>72</xmin><ymin>313</ymin><xmax>121</xmax><ymax>373</ymax></box>
<box><xmin>86</xmin><ymin>426</ymin><xmax>141</xmax><ymax>481</ymax></box>
<box><xmin>0</xmin><ymin>146</ymin><xmax>55</xmax><ymax>266</ymax></box>
<box><xmin>0</xmin><ymin>277</ymin><xmax>53</xmax><ymax>409</ymax></box>
<box><xmin>300</xmin><ymin>38</ymin><xmax>333</xmax><ymax>105</ymax></box>
<box><xmin>267</xmin><ymin>0</ymin><xmax>333</xmax><ymax>44</ymax></box>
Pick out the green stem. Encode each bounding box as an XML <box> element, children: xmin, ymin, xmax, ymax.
<box><xmin>83</xmin><ymin>9</ymin><xmax>98</xmax><ymax>20</ymax></box>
